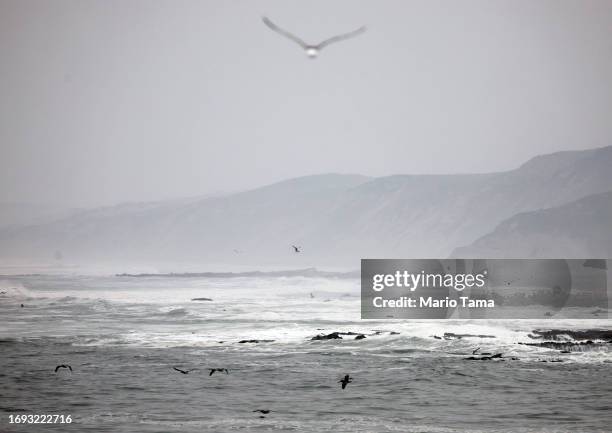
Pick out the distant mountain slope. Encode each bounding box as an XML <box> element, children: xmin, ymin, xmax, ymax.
<box><xmin>450</xmin><ymin>191</ymin><xmax>612</xmax><ymax>258</ymax></box>
<box><xmin>0</xmin><ymin>147</ymin><xmax>611</xmax><ymax>267</ymax></box>
<box><xmin>0</xmin><ymin>174</ymin><xmax>371</xmax><ymax>265</ymax></box>
<box><xmin>309</xmin><ymin>146</ymin><xmax>612</xmax><ymax>261</ymax></box>
<box><xmin>0</xmin><ymin>203</ymin><xmax>79</xmax><ymax>229</ymax></box>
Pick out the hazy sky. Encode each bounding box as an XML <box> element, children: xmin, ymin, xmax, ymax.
<box><xmin>1</xmin><ymin>0</ymin><xmax>612</xmax><ymax>207</ymax></box>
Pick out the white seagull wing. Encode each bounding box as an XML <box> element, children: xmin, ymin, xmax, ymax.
<box><xmin>262</xmin><ymin>17</ymin><xmax>308</xmax><ymax>49</ymax></box>
<box><xmin>315</xmin><ymin>26</ymin><xmax>366</xmax><ymax>50</ymax></box>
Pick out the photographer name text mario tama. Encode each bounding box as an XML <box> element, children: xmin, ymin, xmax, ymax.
<box><xmin>372</xmin><ymin>295</ymin><xmax>494</xmax><ymax>309</ymax></box>
<box><xmin>370</xmin><ymin>270</ymin><xmax>494</xmax><ymax>309</ymax></box>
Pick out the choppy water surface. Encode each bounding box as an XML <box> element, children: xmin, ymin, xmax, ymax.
<box><xmin>1</xmin><ymin>274</ymin><xmax>611</xmax><ymax>432</ymax></box>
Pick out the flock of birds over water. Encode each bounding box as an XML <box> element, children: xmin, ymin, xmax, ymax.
<box><xmin>51</xmin><ymin>242</ymin><xmax>336</xmax><ymax>420</ymax></box>
<box><xmin>53</xmin><ymin>363</ymin><xmax>353</xmax><ymax>419</ymax></box>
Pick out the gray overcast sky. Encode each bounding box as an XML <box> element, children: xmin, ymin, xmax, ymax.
<box><xmin>1</xmin><ymin>0</ymin><xmax>611</xmax><ymax>207</ymax></box>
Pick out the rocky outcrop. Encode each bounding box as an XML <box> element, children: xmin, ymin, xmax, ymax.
<box><xmin>310</xmin><ymin>330</ymin><xmax>397</xmax><ymax>341</ymax></box>
<box><xmin>465</xmin><ymin>353</ymin><xmax>503</xmax><ymax>361</ymax></box>
<box><xmin>519</xmin><ymin>340</ymin><xmax>609</xmax><ymax>352</ymax></box>
<box><xmin>528</xmin><ymin>329</ymin><xmax>612</xmax><ymax>341</ymax></box>
<box><xmin>444</xmin><ymin>332</ymin><xmax>496</xmax><ymax>339</ymax></box>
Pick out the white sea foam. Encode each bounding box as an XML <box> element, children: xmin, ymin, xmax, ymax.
<box><xmin>0</xmin><ymin>274</ymin><xmax>610</xmax><ymax>364</ymax></box>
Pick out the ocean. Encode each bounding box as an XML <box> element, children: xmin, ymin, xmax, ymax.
<box><xmin>1</xmin><ymin>274</ymin><xmax>611</xmax><ymax>432</ymax></box>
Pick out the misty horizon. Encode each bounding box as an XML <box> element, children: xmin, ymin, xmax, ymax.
<box><xmin>2</xmin><ymin>0</ymin><xmax>612</xmax><ymax>207</ymax></box>
<box><xmin>2</xmin><ymin>144</ymin><xmax>610</xmax><ymax>269</ymax></box>
<box><xmin>2</xmin><ymin>144</ymin><xmax>610</xmax><ymax>209</ymax></box>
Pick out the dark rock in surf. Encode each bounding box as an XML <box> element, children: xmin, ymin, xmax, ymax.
<box><xmin>528</xmin><ymin>329</ymin><xmax>612</xmax><ymax>341</ymax></box>
<box><xmin>238</xmin><ymin>339</ymin><xmax>275</xmax><ymax>344</ymax></box>
<box><xmin>310</xmin><ymin>331</ymin><xmax>366</xmax><ymax>341</ymax></box>
<box><xmin>445</xmin><ymin>332</ymin><xmax>496</xmax><ymax>339</ymax></box>
<box><xmin>311</xmin><ymin>330</ymin><xmax>395</xmax><ymax>341</ymax></box>
<box><xmin>311</xmin><ymin>332</ymin><xmax>343</xmax><ymax>341</ymax></box>
<box><xmin>465</xmin><ymin>353</ymin><xmax>503</xmax><ymax>361</ymax></box>
<box><xmin>371</xmin><ymin>330</ymin><xmax>400</xmax><ymax>336</ymax></box>
<box><xmin>519</xmin><ymin>340</ymin><xmax>606</xmax><ymax>351</ymax></box>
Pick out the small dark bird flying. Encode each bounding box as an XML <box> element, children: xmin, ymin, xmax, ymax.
<box><xmin>253</xmin><ymin>409</ymin><xmax>270</xmax><ymax>414</ymax></box>
<box><xmin>209</xmin><ymin>368</ymin><xmax>229</xmax><ymax>376</ymax></box>
<box><xmin>173</xmin><ymin>367</ymin><xmax>194</xmax><ymax>374</ymax></box>
<box><xmin>55</xmin><ymin>364</ymin><xmax>72</xmax><ymax>373</ymax></box>
<box><xmin>292</xmin><ymin>245</ymin><xmax>301</xmax><ymax>253</ymax></box>
<box><xmin>263</xmin><ymin>16</ymin><xmax>366</xmax><ymax>59</ymax></box>
<box><xmin>338</xmin><ymin>374</ymin><xmax>353</xmax><ymax>390</ymax></box>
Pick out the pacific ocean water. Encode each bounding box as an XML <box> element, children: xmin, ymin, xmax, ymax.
<box><xmin>1</xmin><ymin>274</ymin><xmax>611</xmax><ymax>432</ymax></box>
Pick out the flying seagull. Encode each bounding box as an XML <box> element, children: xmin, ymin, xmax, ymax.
<box><xmin>292</xmin><ymin>245</ymin><xmax>301</xmax><ymax>253</ymax></box>
<box><xmin>262</xmin><ymin>16</ymin><xmax>366</xmax><ymax>58</ymax></box>
<box><xmin>209</xmin><ymin>368</ymin><xmax>229</xmax><ymax>376</ymax></box>
<box><xmin>253</xmin><ymin>409</ymin><xmax>270</xmax><ymax>414</ymax></box>
<box><xmin>338</xmin><ymin>374</ymin><xmax>353</xmax><ymax>390</ymax></box>
<box><xmin>55</xmin><ymin>364</ymin><xmax>72</xmax><ymax>373</ymax></box>
<box><xmin>173</xmin><ymin>367</ymin><xmax>194</xmax><ymax>374</ymax></box>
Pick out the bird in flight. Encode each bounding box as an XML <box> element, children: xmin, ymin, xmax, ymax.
<box><xmin>173</xmin><ymin>367</ymin><xmax>194</xmax><ymax>374</ymax></box>
<box><xmin>262</xmin><ymin>17</ymin><xmax>366</xmax><ymax>58</ymax></box>
<box><xmin>292</xmin><ymin>245</ymin><xmax>301</xmax><ymax>253</ymax></box>
<box><xmin>338</xmin><ymin>374</ymin><xmax>353</xmax><ymax>390</ymax></box>
<box><xmin>209</xmin><ymin>368</ymin><xmax>229</xmax><ymax>376</ymax></box>
<box><xmin>55</xmin><ymin>364</ymin><xmax>72</xmax><ymax>373</ymax></box>
<box><xmin>253</xmin><ymin>409</ymin><xmax>270</xmax><ymax>414</ymax></box>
